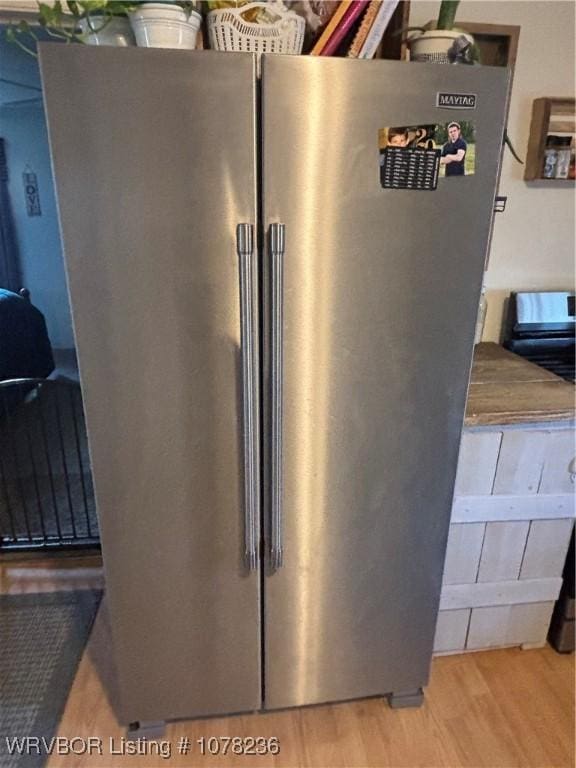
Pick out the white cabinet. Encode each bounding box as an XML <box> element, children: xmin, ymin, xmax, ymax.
<box><xmin>443</xmin><ymin>523</ymin><xmax>484</xmax><ymax>585</ymax></box>
<box><xmin>520</xmin><ymin>519</ymin><xmax>575</xmax><ymax>579</ymax></box>
<box><xmin>435</xmin><ymin>424</ymin><xmax>574</xmax><ymax>655</ymax></box>
<box><xmin>477</xmin><ymin>521</ymin><xmax>529</xmax><ymax>582</ymax></box>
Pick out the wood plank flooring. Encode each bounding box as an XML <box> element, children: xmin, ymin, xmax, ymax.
<box><xmin>2</xmin><ymin>558</ymin><xmax>574</xmax><ymax>768</ymax></box>
<box><xmin>0</xmin><ymin>553</ymin><xmax>104</xmax><ymax>594</ymax></box>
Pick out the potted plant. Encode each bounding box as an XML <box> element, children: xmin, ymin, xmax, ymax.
<box><xmin>128</xmin><ymin>1</ymin><xmax>201</xmax><ymax>49</ymax></box>
<box><xmin>7</xmin><ymin>1</ymin><xmax>137</xmax><ymax>55</ymax></box>
<box><xmin>406</xmin><ymin>1</ymin><xmax>477</xmax><ymax>65</ymax></box>
<box><xmin>7</xmin><ymin>0</ymin><xmax>201</xmax><ymax>55</ymax></box>
<box><xmin>76</xmin><ymin>1</ymin><xmax>137</xmax><ymax>46</ymax></box>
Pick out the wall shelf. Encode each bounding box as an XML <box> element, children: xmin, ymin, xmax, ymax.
<box><xmin>524</xmin><ymin>97</ymin><xmax>575</xmax><ymax>182</ymax></box>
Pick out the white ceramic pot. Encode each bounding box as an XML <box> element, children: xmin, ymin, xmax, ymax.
<box><xmin>78</xmin><ymin>16</ymin><xmax>135</xmax><ymax>46</ymax></box>
<box><xmin>408</xmin><ymin>29</ymin><xmax>474</xmax><ymax>64</ymax></box>
<box><xmin>129</xmin><ymin>3</ymin><xmax>201</xmax><ymax>49</ymax></box>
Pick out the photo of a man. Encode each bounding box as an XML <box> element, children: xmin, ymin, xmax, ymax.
<box><xmin>440</xmin><ymin>122</ymin><xmax>467</xmax><ymax>176</ymax></box>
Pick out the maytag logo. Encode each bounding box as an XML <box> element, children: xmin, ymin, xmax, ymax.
<box><xmin>437</xmin><ymin>92</ymin><xmax>477</xmax><ymax>109</ymax></box>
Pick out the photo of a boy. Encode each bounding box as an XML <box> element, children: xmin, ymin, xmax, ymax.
<box><xmin>387</xmin><ymin>127</ymin><xmax>409</xmax><ymax>147</ymax></box>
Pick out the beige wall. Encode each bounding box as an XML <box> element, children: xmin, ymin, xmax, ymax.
<box><xmin>410</xmin><ymin>0</ymin><xmax>575</xmax><ymax>340</ymax></box>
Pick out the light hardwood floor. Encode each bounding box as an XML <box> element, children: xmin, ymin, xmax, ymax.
<box><xmin>2</xmin><ymin>558</ymin><xmax>574</xmax><ymax>768</ymax></box>
<box><xmin>0</xmin><ymin>553</ymin><xmax>105</xmax><ymax>594</ymax></box>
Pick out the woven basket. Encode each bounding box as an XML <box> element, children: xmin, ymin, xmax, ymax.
<box><xmin>207</xmin><ymin>2</ymin><xmax>305</xmax><ymax>54</ymax></box>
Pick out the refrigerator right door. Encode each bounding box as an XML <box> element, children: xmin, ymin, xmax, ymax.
<box><xmin>262</xmin><ymin>57</ymin><xmax>509</xmax><ymax>709</ymax></box>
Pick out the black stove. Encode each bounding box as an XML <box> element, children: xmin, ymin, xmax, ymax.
<box><xmin>503</xmin><ymin>291</ymin><xmax>575</xmax><ymax>382</ymax></box>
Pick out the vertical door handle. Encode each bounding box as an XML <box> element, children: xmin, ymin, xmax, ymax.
<box><xmin>237</xmin><ymin>223</ymin><xmax>259</xmax><ymax>570</ymax></box>
<box><xmin>270</xmin><ymin>223</ymin><xmax>285</xmax><ymax>569</ymax></box>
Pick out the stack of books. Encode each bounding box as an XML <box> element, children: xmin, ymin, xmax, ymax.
<box><xmin>310</xmin><ymin>0</ymin><xmax>401</xmax><ymax>58</ymax></box>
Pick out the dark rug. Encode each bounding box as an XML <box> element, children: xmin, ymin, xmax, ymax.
<box><xmin>0</xmin><ymin>590</ymin><xmax>102</xmax><ymax>768</ymax></box>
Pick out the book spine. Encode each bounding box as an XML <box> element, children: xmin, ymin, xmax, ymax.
<box><xmin>347</xmin><ymin>0</ymin><xmax>379</xmax><ymax>58</ymax></box>
<box><xmin>358</xmin><ymin>0</ymin><xmax>400</xmax><ymax>59</ymax></box>
<box><xmin>321</xmin><ymin>0</ymin><xmax>370</xmax><ymax>57</ymax></box>
<box><xmin>310</xmin><ymin>1</ymin><xmax>351</xmax><ymax>56</ymax></box>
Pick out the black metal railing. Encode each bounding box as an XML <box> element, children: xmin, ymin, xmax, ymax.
<box><xmin>0</xmin><ymin>378</ymin><xmax>100</xmax><ymax>551</ymax></box>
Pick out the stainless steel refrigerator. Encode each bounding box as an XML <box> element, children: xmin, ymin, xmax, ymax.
<box><xmin>39</xmin><ymin>46</ymin><xmax>509</xmax><ymax>726</ymax></box>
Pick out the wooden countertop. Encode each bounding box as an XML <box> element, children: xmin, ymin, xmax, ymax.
<box><xmin>465</xmin><ymin>342</ymin><xmax>575</xmax><ymax>427</ymax></box>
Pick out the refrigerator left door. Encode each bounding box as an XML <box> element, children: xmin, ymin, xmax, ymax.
<box><xmin>39</xmin><ymin>46</ymin><xmax>261</xmax><ymax>723</ymax></box>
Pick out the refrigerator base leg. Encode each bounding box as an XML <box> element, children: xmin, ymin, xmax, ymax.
<box><xmin>127</xmin><ymin>721</ymin><xmax>167</xmax><ymax>739</ymax></box>
<box><xmin>387</xmin><ymin>688</ymin><xmax>424</xmax><ymax>709</ymax></box>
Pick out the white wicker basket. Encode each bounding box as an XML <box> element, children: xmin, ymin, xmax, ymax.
<box><xmin>207</xmin><ymin>2</ymin><xmax>305</xmax><ymax>54</ymax></box>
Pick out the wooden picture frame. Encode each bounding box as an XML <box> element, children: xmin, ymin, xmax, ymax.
<box><xmin>457</xmin><ymin>22</ymin><xmax>521</xmax><ymax>80</ymax></box>
<box><xmin>524</xmin><ymin>97</ymin><xmax>575</xmax><ymax>182</ymax></box>
<box><xmin>456</xmin><ymin>22</ymin><xmax>521</xmax><ymax>135</ymax></box>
